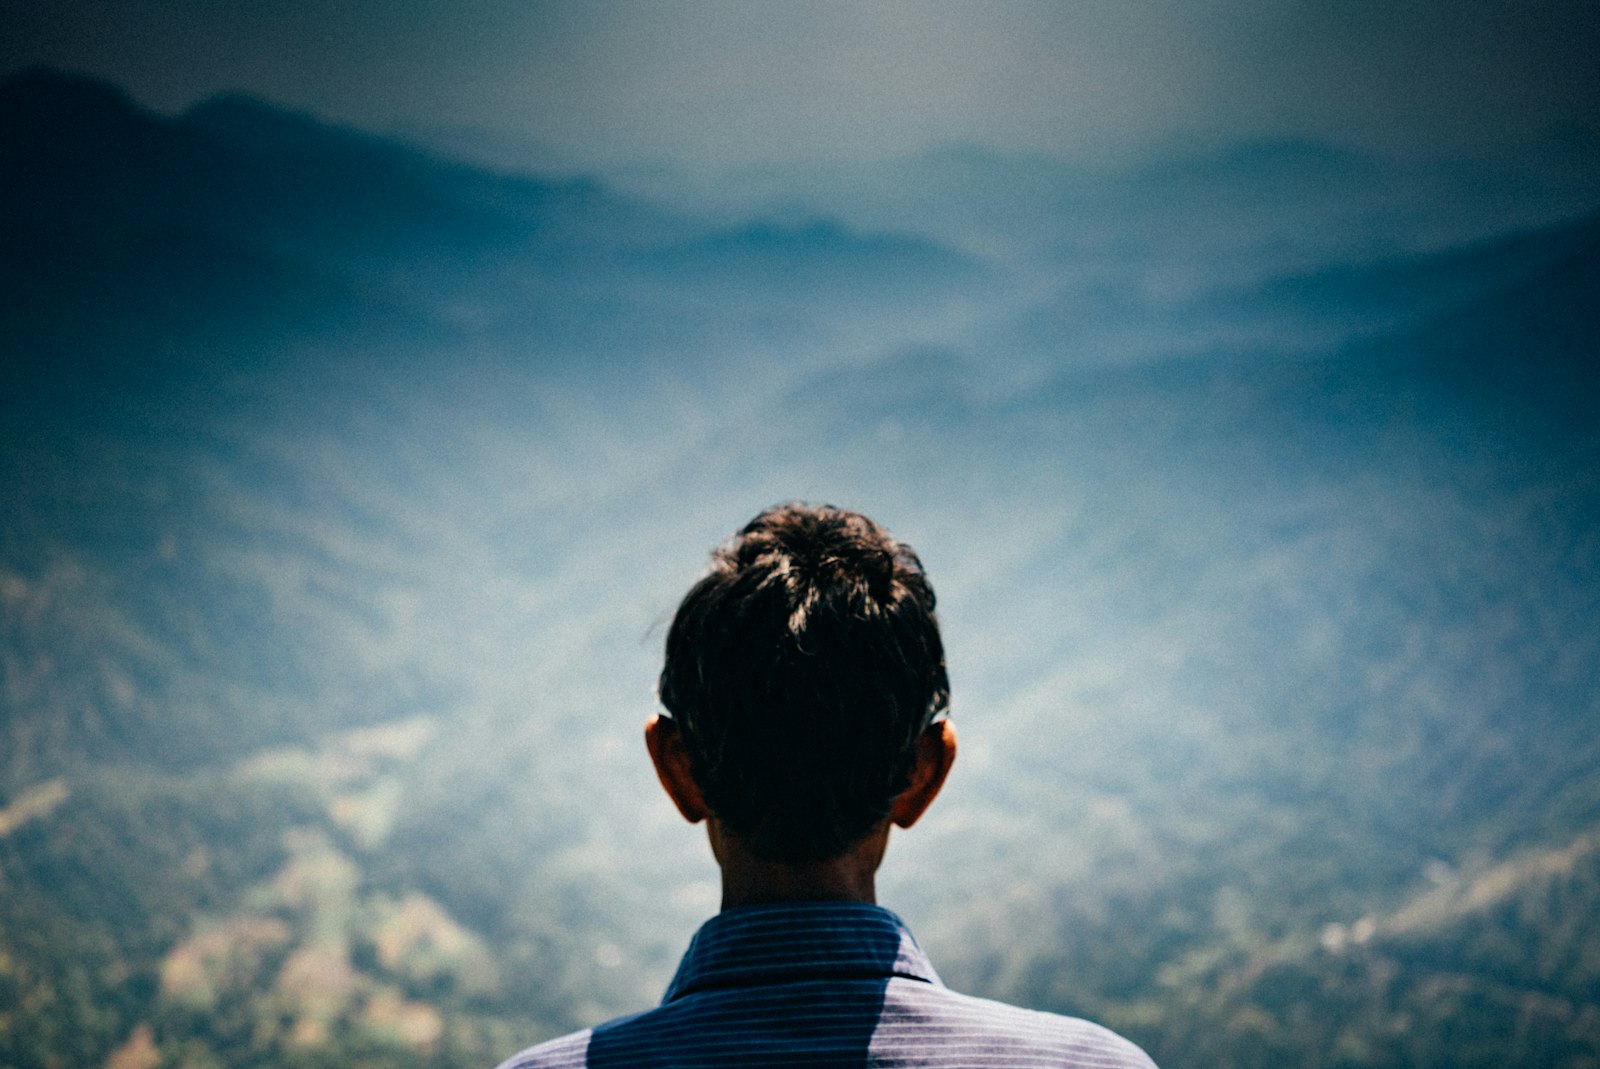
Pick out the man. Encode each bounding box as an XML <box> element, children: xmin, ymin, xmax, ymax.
<box><xmin>498</xmin><ymin>503</ymin><xmax>1157</xmax><ymax>1068</ymax></box>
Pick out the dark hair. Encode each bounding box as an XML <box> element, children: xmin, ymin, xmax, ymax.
<box><xmin>658</xmin><ymin>503</ymin><xmax>950</xmax><ymax>864</ymax></box>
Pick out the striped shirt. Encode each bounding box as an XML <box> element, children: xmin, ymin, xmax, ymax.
<box><xmin>496</xmin><ymin>901</ymin><xmax>1158</xmax><ymax>1068</ymax></box>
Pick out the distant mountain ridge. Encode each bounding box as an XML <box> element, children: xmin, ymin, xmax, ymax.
<box><xmin>0</xmin><ymin>66</ymin><xmax>986</xmax><ymax>366</ymax></box>
<box><xmin>0</xmin><ymin>66</ymin><xmax>672</xmax><ymax>270</ymax></box>
<box><xmin>1282</xmin><ymin>210</ymin><xmax>1600</xmax><ymax>437</ymax></box>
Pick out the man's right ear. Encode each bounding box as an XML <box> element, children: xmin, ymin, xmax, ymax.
<box><xmin>645</xmin><ymin>714</ymin><xmax>710</xmax><ymax>824</ymax></box>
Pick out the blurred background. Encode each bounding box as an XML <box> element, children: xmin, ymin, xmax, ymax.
<box><xmin>2</xmin><ymin>3</ymin><xmax>1598</xmax><ymax>1067</ymax></box>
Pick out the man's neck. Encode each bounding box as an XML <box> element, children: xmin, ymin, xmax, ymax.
<box><xmin>710</xmin><ymin>820</ymin><xmax>889</xmax><ymax>910</ymax></box>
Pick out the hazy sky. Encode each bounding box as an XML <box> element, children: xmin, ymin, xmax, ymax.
<box><xmin>3</xmin><ymin>0</ymin><xmax>1597</xmax><ymax>170</ymax></box>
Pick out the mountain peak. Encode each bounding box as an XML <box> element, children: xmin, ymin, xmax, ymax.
<box><xmin>0</xmin><ymin>65</ymin><xmax>147</xmax><ymax>130</ymax></box>
<box><xmin>179</xmin><ymin>91</ymin><xmax>412</xmax><ymax>165</ymax></box>
<box><xmin>2</xmin><ymin>64</ymin><xmax>127</xmax><ymax>100</ymax></box>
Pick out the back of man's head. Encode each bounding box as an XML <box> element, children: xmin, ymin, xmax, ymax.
<box><xmin>658</xmin><ymin>503</ymin><xmax>949</xmax><ymax>865</ymax></box>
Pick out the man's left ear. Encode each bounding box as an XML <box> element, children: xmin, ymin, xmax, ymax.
<box><xmin>889</xmin><ymin>720</ymin><xmax>957</xmax><ymax>829</ymax></box>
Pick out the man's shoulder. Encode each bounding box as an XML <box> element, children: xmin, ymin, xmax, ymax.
<box><xmin>495</xmin><ymin>992</ymin><xmax>1156</xmax><ymax>1069</ymax></box>
<box><xmin>492</xmin><ymin>1028</ymin><xmax>589</xmax><ymax>1069</ymax></box>
<box><xmin>882</xmin><ymin>979</ymin><xmax>1159</xmax><ymax>1068</ymax></box>
<box><xmin>492</xmin><ymin>1007</ymin><xmax>650</xmax><ymax>1069</ymax></box>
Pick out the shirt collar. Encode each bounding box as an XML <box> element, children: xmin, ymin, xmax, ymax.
<box><xmin>663</xmin><ymin>901</ymin><xmax>943</xmax><ymax>1003</ymax></box>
